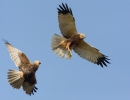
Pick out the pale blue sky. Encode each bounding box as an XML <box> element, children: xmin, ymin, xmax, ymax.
<box><xmin>0</xmin><ymin>0</ymin><xmax>130</xmax><ymax>100</ymax></box>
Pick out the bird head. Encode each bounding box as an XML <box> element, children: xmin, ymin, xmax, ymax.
<box><xmin>79</xmin><ymin>33</ymin><xmax>85</xmax><ymax>39</ymax></box>
<box><xmin>34</xmin><ymin>60</ymin><xmax>41</xmax><ymax>66</ymax></box>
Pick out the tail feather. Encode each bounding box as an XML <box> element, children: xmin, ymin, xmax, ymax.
<box><xmin>7</xmin><ymin>69</ymin><xmax>24</xmax><ymax>89</ymax></box>
<box><xmin>51</xmin><ymin>34</ymin><xmax>72</xmax><ymax>59</ymax></box>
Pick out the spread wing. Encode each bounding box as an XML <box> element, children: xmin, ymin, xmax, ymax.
<box><xmin>22</xmin><ymin>75</ymin><xmax>38</xmax><ymax>95</ymax></box>
<box><xmin>57</xmin><ymin>3</ymin><xmax>78</xmax><ymax>38</ymax></box>
<box><xmin>4</xmin><ymin>40</ymin><xmax>30</xmax><ymax>69</ymax></box>
<box><xmin>73</xmin><ymin>40</ymin><xmax>110</xmax><ymax>67</ymax></box>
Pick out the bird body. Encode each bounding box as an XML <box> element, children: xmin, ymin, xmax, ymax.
<box><xmin>52</xmin><ymin>33</ymin><xmax>85</xmax><ymax>59</ymax></box>
<box><xmin>51</xmin><ymin>3</ymin><xmax>110</xmax><ymax>67</ymax></box>
<box><xmin>4</xmin><ymin>40</ymin><xmax>41</xmax><ymax>95</ymax></box>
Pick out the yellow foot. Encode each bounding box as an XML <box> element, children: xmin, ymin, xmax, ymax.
<box><xmin>68</xmin><ymin>48</ymin><xmax>72</xmax><ymax>57</ymax></box>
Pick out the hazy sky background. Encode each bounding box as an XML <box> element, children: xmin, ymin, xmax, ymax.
<box><xmin>0</xmin><ymin>0</ymin><xmax>130</xmax><ymax>100</ymax></box>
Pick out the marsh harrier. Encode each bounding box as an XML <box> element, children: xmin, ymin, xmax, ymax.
<box><xmin>51</xmin><ymin>3</ymin><xmax>110</xmax><ymax>67</ymax></box>
<box><xmin>4</xmin><ymin>40</ymin><xmax>41</xmax><ymax>95</ymax></box>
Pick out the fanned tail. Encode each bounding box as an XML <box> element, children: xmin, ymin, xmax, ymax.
<box><xmin>51</xmin><ymin>34</ymin><xmax>72</xmax><ymax>59</ymax></box>
<box><xmin>7</xmin><ymin>69</ymin><xmax>24</xmax><ymax>89</ymax></box>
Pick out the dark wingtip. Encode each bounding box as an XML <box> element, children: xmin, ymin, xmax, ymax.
<box><xmin>57</xmin><ymin>3</ymin><xmax>73</xmax><ymax>16</ymax></box>
<box><xmin>97</xmin><ymin>55</ymin><xmax>110</xmax><ymax>67</ymax></box>
<box><xmin>2</xmin><ymin>39</ymin><xmax>10</xmax><ymax>45</ymax></box>
<box><xmin>29</xmin><ymin>86</ymin><xmax>38</xmax><ymax>96</ymax></box>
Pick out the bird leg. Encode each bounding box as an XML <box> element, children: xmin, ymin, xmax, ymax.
<box><xmin>66</xmin><ymin>42</ymin><xmax>72</xmax><ymax>56</ymax></box>
<box><xmin>58</xmin><ymin>40</ymin><xmax>72</xmax><ymax>56</ymax></box>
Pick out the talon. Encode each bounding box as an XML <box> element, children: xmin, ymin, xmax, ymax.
<box><xmin>67</xmin><ymin>47</ymin><xmax>70</xmax><ymax>52</ymax></box>
<box><xmin>67</xmin><ymin>47</ymin><xmax>72</xmax><ymax>57</ymax></box>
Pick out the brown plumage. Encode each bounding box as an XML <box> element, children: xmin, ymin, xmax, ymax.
<box><xmin>4</xmin><ymin>40</ymin><xmax>41</xmax><ymax>95</ymax></box>
<box><xmin>51</xmin><ymin>3</ymin><xmax>110</xmax><ymax>67</ymax></box>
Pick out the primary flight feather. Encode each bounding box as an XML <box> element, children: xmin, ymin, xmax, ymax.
<box><xmin>4</xmin><ymin>40</ymin><xmax>41</xmax><ymax>95</ymax></box>
<box><xmin>51</xmin><ymin>3</ymin><xmax>110</xmax><ymax>67</ymax></box>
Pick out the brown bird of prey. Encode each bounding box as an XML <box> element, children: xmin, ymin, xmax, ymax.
<box><xmin>51</xmin><ymin>3</ymin><xmax>110</xmax><ymax>67</ymax></box>
<box><xmin>4</xmin><ymin>40</ymin><xmax>41</xmax><ymax>95</ymax></box>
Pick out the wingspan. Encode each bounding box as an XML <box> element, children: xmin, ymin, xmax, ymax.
<box><xmin>57</xmin><ymin>3</ymin><xmax>78</xmax><ymax>38</ymax></box>
<box><xmin>73</xmin><ymin>40</ymin><xmax>110</xmax><ymax>67</ymax></box>
<box><xmin>4</xmin><ymin>40</ymin><xmax>30</xmax><ymax>69</ymax></box>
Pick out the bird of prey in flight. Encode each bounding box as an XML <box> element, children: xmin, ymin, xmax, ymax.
<box><xmin>51</xmin><ymin>3</ymin><xmax>110</xmax><ymax>67</ymax></box>
<box><xmin>4</xmin><ymin>40</ymin><xmax>41</xmax><ymax>95</ymax></box>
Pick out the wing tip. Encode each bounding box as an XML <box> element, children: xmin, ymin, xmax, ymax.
<box><xmin>97</xmin><ymin>55</ymin><xmax>110</xmax><ymax>67</ymax></box>
<box><xmin>2</xmin><ymin>39</ymin><xmax>10</xmax><ymax>45</ymax></box>
<box><xmin>29</xmin><ymin>86</ymin><xmax>38</xmax><ymax>96</ymax></box>
<box><xmin>57</xmin><ymin>3</ymin><xmax>73</xmax><ymax>15</ymax></box>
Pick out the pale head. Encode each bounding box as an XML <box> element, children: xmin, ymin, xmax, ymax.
<box><xmin>34</xmin><ymin>60</ymin><xmax>41</xmax><ymax>66</ymax></box>
<box><xmin>79</xmin><ymin>33</ymin><xmax>85</xmax><ymax>39</ymax></box>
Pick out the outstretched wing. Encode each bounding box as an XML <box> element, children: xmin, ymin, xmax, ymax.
<box><xmin>22</xmin><ymin>75</ymin><xmax>37</xmax><ymax>95</ymax></box>
<box><xmin>57</xmin><ymin>3</ymin><xmax>78</xmax><ymax>38</ymax></box>
<box><xmin>73</xmin><ymin>40</ymin><xmax>110</xmax><ymax>67</ymax></box>
<box><xmin>4</xmin><ymin>40</ymin><xmax>30</xmax><ymax>69</ymax></box>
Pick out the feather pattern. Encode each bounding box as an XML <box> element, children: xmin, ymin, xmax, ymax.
<box><xmin>4</xmin><ymin>40</ymin><xmax>22</xmax><ymax>68</ymax></box>
<box><xmin>51</xmin><ymin>34</ymin><xmax>72</xmax><ymax>59</ymax></box>
<box><xmin>57</xmin><ymin>3</ymin><xmax>78</xmax><ymax>38</ymax></box>
<box><xmin>74</xmin><ymin>40</ymin><xmax>110</xmax><ymax>67</ymax></box>
<box><xmin>4</xmin><ymin>40</ymin><xmax>30</xmax><ymax>69</ymax></box>
<box><xmin>7</xmin><ymin>69</ymin><xmax>24</xmax><ymax>89</ymax></box>
<box><xmin>22</xmin><ymin>80</ymin><xmax>37</xmax><ymax>95</ymax></box>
